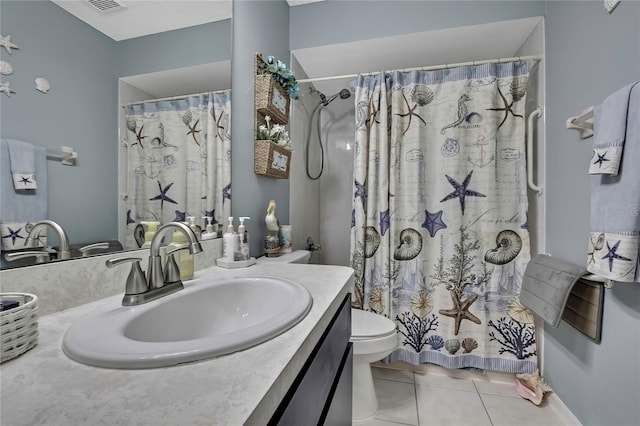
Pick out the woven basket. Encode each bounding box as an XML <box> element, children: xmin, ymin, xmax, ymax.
<box><xmin>254</xmin><ymin>140</ymin><xmax>292</xmax><ymax>179</ymax></box>
<box><xmin>0</xmin><ymin>293</ymin><xmax>39</xmax><ymax>363</ymax></box>
<box><xmin>255</xmin><ymin>74</ymin><xmax>290</xmax><ymax>125</ymax></box>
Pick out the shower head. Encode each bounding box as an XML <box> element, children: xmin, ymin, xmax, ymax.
<box><xmin>321</xmin><ymin>88</ymin><xmax>352</xmax><ymax>106</ymax></box>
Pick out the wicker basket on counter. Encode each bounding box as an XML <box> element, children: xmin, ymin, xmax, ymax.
<box><xmin>0</xmin><ymin>293</ymin><xmax>39</xmax><ymax>363</ymax></box>
<box><xmin>254</xmin><ymin>140</ymin><xmax>292</xmax><ymax>179</ymax></box>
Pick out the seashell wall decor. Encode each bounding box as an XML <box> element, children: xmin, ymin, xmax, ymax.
<box><xmin>0</xmin><ymin>60</ymin><xmax>13</xmax><ymax>75</ymax></box>
<box><xmin>1</xmin><ymin>82</ymin><xmax>15</xmax><ymax>97</ymax></box>
<box><xmin>0</xmin><ymin>34</ymin><xmax>19</xmax><ymax>54</ymax></box>
<box><xmin>34</xmin><ymin>77</ymin><xmax>51</xmax><ymax>94</ymax></box>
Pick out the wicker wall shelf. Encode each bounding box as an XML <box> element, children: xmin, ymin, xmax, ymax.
<box><xmin>254</xmin><ymin>140</ymin><xmax>291</xmax><ymax>179</ymax></box>
<box><xmin>254</xmin><ymin>53</ymin><xmax>292</xmax><ymax>179</ymax></box>
<box><xmin>255</xmin><ymin>73</ymin><xmax>290</xmax><ymax>125</ymax></box>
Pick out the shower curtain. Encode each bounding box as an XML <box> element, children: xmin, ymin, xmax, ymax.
<box><xmin>350</xmin><ymin>63</ymin><xmax>536</xmax><ymax>373</ymax></box>
<box><xmin>123</xmin><ymin>91</ymin><xmax>231</xmax><ymax>249</ymax></box>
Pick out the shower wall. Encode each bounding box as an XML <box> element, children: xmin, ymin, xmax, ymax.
<box><xmin>317</xmin><ymin>97</ymin><xmax>356</xmax><ymax>267</ymax></box>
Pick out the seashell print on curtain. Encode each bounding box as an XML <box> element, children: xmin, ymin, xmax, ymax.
<box><xmin>350</xmin><ymin>63</ymin><xmax>536</xmax><ymax>373</ymax></box>
<box><xmin>123</xmin><ymin>91</ymin><xmax>231</xmax><ymax>249</ymax></box>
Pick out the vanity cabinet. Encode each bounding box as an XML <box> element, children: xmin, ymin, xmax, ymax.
<box><xmin>269</xmin><ymin>294</ymin><xmax>352</xmax><ymax>425</ymax></box>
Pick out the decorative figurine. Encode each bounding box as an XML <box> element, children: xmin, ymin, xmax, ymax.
<box><xmin>264</xmin><ymin>200</ymin><xmax>280</xmax><ymax>257</ymax></box>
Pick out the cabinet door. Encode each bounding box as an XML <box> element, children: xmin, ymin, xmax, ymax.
<box><xmin>270</xmin><ymin>294</ymin><xmax>351</xmax><ymax>425</ymax></box>
<box><xmin>320</xmin><ymin>342</ymin><xmax>353</xmax><ymax>426</ymax></box>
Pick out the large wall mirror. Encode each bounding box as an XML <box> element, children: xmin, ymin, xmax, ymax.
<box><xmin>0</xmin><ymin>0</ymin><xmax>232</xmax><ymax>269</ymax></box>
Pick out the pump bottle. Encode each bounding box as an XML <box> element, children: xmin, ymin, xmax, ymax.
<box><xmin>201</xmin><ymin>216</ymin><xmax>217</xmax><ymax>240</ymax></box>
<box><xmin>223</xmin><ymin>217</ymin><xmax>236</xmax><ymax>262</ymax></box>
<box><xmin>236</xmin><ymin>217</ymin><xmax>251</xmax><ymax>261</ymax></box>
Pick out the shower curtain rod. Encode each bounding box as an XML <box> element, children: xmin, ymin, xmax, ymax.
<box><xmin>296</xmin><ymin>55</ymin><xmax>542</xmax><ymax>84</ymax></box>
<box><xmin>121</xmin><ymin>88</ymin><xmax>230</xmax><ymax>108</ymax></box>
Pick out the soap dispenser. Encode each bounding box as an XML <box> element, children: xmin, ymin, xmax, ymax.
<box><xmin>140</xmin><ymin>221</ymin><xmax>160</xmax><ymax>249</ymax></box>
<box><xmin>186</xmin><ymin>216</ymin><xmax>201</xmax><ymax>237</ymax></box>
<box><xmin>236</xmin><ymin>217</ymin><xmax>251</xmax><ymax>261</ymax></box>
<box><xmin>223</xmin><ymin>217</ymin><xmax>236</xmax><ymax>262</ymax></box>
<box><xmin>168</xmin><ymin>225</ymin><xmax>194</xmax><ymax>280</ymax></box>
<box><xmin>201</xmin><ymin>216</ymin><xmax>218</xmax><ymax>240</ymax></box>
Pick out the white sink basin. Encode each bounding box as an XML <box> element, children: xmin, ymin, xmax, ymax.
<box><xmin>62</xmin><ymin>276</ymin><xmax>312</xmax><ymax>369</ymax></box>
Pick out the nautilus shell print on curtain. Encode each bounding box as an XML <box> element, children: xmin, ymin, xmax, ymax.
<box><xmin>364</xmin><ymin>226</ymin><xmax>381</xmax><ymax>258</ymax></box>
<box><xmin>394</xmin><ymin>228</ymin><xmax>423</xmax><ymax>261</ymax></box>
<box><xmin>484</xmin><ymin>229</ymin><xmax>523</xmax><ymax>265</ymax></box>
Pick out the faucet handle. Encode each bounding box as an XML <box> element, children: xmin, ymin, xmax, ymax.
<box><xmin>79</xmin><ymin>242</ymin><xmax>110</xmax><ymax>257</ymax></box>
<box><xmin>164</xmin><ymin>247</ymin><xmax>185</xmax><ymax>285</ymax></box>
<box><xmin>105</xmin><ymin>257</ymin><xmax>147</xmax><ymax>296</ymax></box>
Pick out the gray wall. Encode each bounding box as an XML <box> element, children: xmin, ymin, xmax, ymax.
<box><xmin>544</xmin><ymin>2</ymin><xmax>640</xmax><ymax>425</ymax></box>
<box><xmin>232</xmin><ymin>0</ymin><xmax>290</xmax><ymax>256</ymax></box>
<box><xmin>0</xmin><ymin>0</ymin><xmax>231</xmax><ymax>247</ymax></box>
<box><xmin>289</xmin><ymin>0</ymin><xmax>545</xmax><ymax>49</ymax></box>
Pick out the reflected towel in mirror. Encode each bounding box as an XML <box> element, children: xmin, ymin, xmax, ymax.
<box><xmin>0</xmin><ymin>139</ymin><xmax>48</xmax><ymax>251</ymax></box>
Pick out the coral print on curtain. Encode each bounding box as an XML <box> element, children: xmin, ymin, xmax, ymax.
<box><xmin>123</xmin><ymin>91</ymin><xmax>231</xmax><ymax>249</ymax></box>
<box><xmin>350</xmin><ymin>62</ymin><xmax>536</xmax><ymax>373</ymax></box>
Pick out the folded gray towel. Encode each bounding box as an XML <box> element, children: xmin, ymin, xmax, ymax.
<box><xmin>520</xmin><ymin>254</ymin><xmax>588</xmax><ymax>328</ymax></box>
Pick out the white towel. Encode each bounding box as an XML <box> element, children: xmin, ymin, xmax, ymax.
<box><xmin>588</xmin><ymin>81</ymin><xmax>640</xmax><ymax>176</ymax></box>
<box><xmin>6</xmin><ymin>138</ymin><xmax>38</xmax><ymax>189</ymax></box>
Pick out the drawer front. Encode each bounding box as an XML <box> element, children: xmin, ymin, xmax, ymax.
<box><xmin>271</xmin><ymin>294</ymin><xmax>351</xmax><ymax>425</ymax></box>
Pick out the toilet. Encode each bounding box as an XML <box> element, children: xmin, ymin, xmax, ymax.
<box><xmin>262</xmin><ymin>250</ymin><xmax>399</xmax><ymax>421</ymax></box>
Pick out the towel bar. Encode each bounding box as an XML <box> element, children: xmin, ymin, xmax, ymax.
<box><xmin>566</xmin><ymin>106</ymin><xmax>594</xmax><ymax>139</ymax></box>
<box><xmin>46</xmin><ymin>146</ymin><xmax>77</xmax><ymax>166</ymax></box>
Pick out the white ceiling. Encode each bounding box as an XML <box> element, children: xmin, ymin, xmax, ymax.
<box><xmin>51</xmin><ymin>0</ymin><xmax>232</xmax><ymax>41</ymax></box>
<box><xmin>293</xmin><ymin>17</ymin><xmax>543</xmax><ymax>97</ymax></box>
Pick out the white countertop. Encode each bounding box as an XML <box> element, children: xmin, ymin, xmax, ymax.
<box><xmin>0</xmin><ymin>262</ymin><xmax>353</xmax><ymax>426</ymax></box>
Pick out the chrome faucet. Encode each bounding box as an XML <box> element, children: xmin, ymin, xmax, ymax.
<box><xmin>106</xmin><ymin>222</ymin><xmax>203</xmax><ymax>306</ymax></box>
<box><xmin>25</xmin><ymin>220</ymin><xmax>70</xmax><ymax>260</ymax></box>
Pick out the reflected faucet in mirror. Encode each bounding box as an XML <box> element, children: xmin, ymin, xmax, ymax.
<box><xmin>106</xmin><ymin>222</ymin><xmax>203</xmax><ymax>306</ymax></box>
<box><xmin>26</xmin><ymin>220</ymin><xmax>70</xmax><ymax>260</ymax></box>
<box><xmin>4</xmin><ymin>220</ymin><xmax>70</xmax><ymax>265</ymax></box>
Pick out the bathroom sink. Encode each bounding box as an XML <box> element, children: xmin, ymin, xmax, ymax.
<box><xmin>62</xmin><ymin>276</ymin><xmax>312</xmax><ymax>369</ymax></box>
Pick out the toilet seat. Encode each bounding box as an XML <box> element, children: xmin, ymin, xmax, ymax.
<box><xmin>351</xmin><ymin>308</ymin><xmax>396</xmax><ymax>340</ymax></box>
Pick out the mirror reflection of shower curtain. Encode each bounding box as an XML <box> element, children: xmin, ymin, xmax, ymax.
<box><xmin>350</xmin><ymin>63</ymin><xmax>537</xmax><ymax>374</ymax></box>
<box><xmin>123</xmin><ymin>91</ymin><xmax>231</xmax><ymax>249</ymax></box>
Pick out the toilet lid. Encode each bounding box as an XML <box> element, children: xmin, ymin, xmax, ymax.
<box><xmin>351</xmin><ymin>309</ymin><xmax>396</xmax><ymax>339</ymax></box>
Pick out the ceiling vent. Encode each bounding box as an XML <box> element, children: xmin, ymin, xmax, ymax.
<box><xmin>87</xmin><ymin>0</ymin><xmax>126</xmax><ymax>13</ymax></box>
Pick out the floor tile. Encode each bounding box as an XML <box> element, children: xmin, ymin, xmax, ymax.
<box><xmin>372</xmin><ymin>366</ymin><xmax>415</xmax><ymax>383</ymax></box>
<box><xmin>414</xmin><ymin>372</ymin><xmax>476</xmax><ymax>392</ymax></box>
<box><xmin>371</xmin><ymin>378</ymin><xmax>419</xmax><ymax>425</ymax></box>
<box><xmin>473</xmin><ymin>379</ymin><xmax>521</xmax><ymax>398</ymax></box>
<box><xmin>481</xmin><ymin>394</ymin><xmax>568</xmax><ymax>426</ymax></box>
<box><xmin>415</xmin><ymin>384</ymin><xmax>491</xmax><ymax>426</ymax></box>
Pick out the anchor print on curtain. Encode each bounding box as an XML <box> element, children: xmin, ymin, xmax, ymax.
<box><xmin>350</xmin><ymin>63</ymin><xmax>536</xmax><ymax>373</ymax></box>
<box><xmin>123</xmin><ymin>91</ymin><xmax>231</xmax><ymax>249</ymax></box>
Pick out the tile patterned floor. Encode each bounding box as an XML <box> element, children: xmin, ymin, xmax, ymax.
<box><xmin>355</xmin><ymin>366</ymin><xmax>576</xmax><ymax>426</ymax></box>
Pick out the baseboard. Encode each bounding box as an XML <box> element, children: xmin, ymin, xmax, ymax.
<box><xmin>546</xmin><ymin>392</ymin><xmax>583</xmax><ymax>425</ymax></box>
